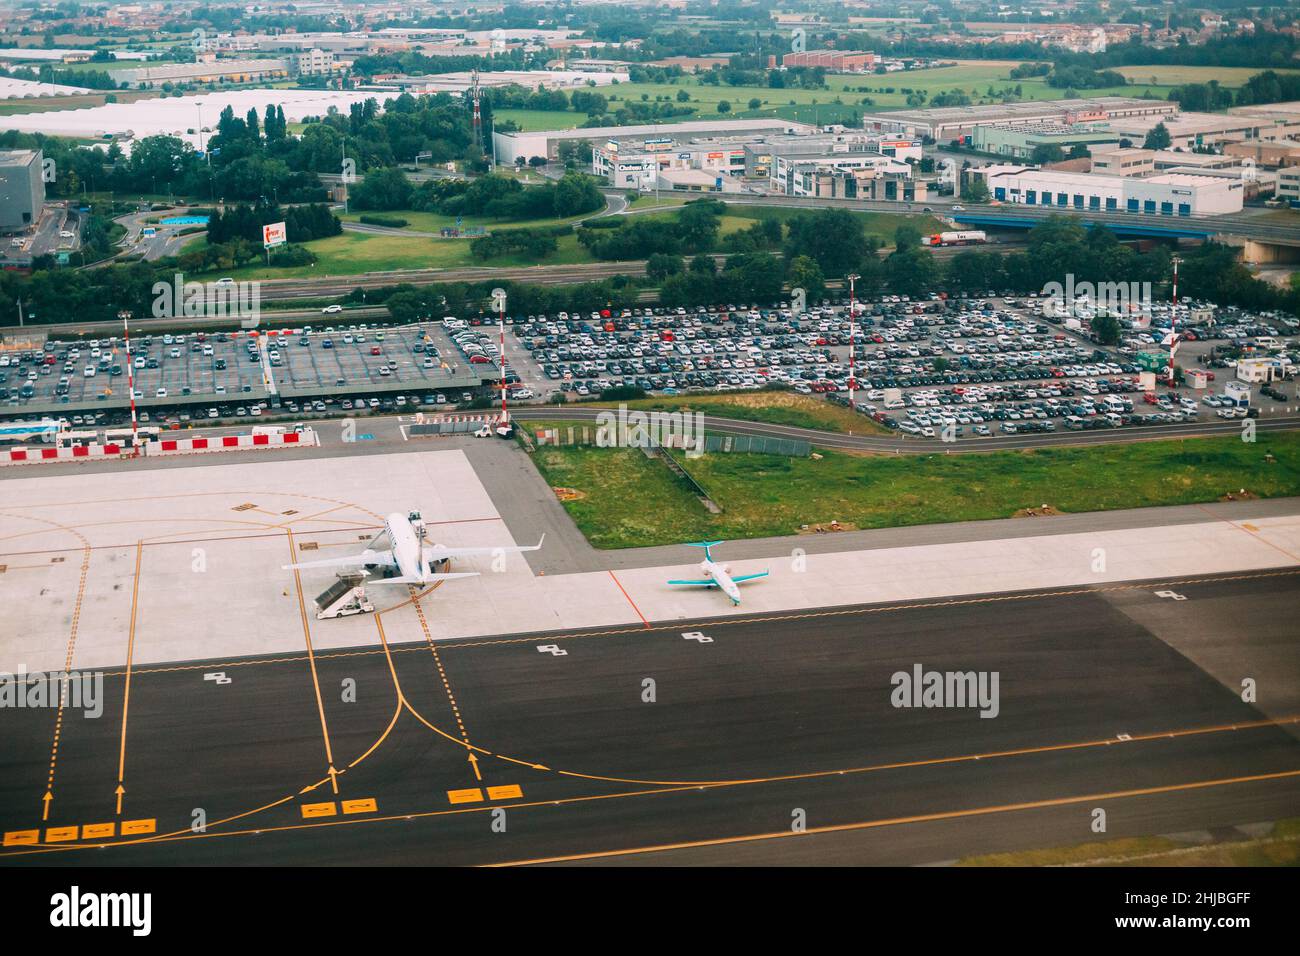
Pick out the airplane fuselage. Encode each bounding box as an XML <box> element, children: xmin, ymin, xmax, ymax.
<box><xmin>700</xmin><ymin>560</ymin><xmax>742</xmax><ymax>605</ymax></box>
<box><xmin>384</xmin><ymin>512</ymin><xmax>426</xmax><ymax>581</ymax></box>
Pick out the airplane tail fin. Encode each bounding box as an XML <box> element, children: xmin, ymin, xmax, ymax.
<box><xmin>685</xmin><ymin>540</ymin><xmax>724</xmax><ymax>561</ymax></box>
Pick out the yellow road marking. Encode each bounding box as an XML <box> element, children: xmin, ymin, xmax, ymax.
<box><xmin>116</xmin><ymin>540</ymin><xmax>143</xmax><ymax>816</ymax></box>
<box><xmin>342</xmin><ymin>799</ymin><xmax>377</xmax><ymax>815</ymax></box>
<box><xmin>3</xmin><ymin>830</ymin><xmax>38</xmax><ymax>846</ymax></box>
<box><xmin>45</xmin><ymin>826</ymin><xmax>78</xmax><ymax>843</ymax></box>
<box><xmin>120</xmin><ymin>819</ymin><xmax>155</xmax><ymax>835</ymax></box>
<box><xmin>487</xmin><ymin>785</ymin><xmax>523</xmax><ymax>801</ymax></box>
<box><xmin>82</xmin><ymin>823</ymin><xmax>115</xmax><ymax>839</ymax></box>
<box><xmin>301</xmin><ymin>802</ymin><xmax>337</xmax><ymax>819</ymax></box>
<box><xmin>448</xmin><ymin>788</ymin><xmax>483</xmax><ymax>805</ymax></box>
<box><xmin>286</xmin><ymin>530</ymin><xmax>339</xmax><ymax>793</ymax></box>
<box><xmin>486</xmin><ymin>768</ymin><xmax>1300</xmax><ymax>867</ymax></box>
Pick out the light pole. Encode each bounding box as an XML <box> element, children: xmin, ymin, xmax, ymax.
<box><xmin>118</xmin><ymin>310</ymin><xmax>140</xmax><ymax>457</ymax></box>
<box><xmin>1169</xmin><ymin>254</ymin><xmax>1182</xmax><ymax>387</ymax></box>
<box><xmin>846</xmin><ymin>273</ymin><xmax>860</xmax><ymax>407</ymax></box>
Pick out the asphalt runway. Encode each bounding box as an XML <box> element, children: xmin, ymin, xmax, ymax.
<box><xmin>3</xmin><ymin>569</ymin><xmax>1297</xmax><ymax>866</ymax></box>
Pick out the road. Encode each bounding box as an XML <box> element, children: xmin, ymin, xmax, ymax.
<box><xmin>508</xmin><ymin>404</ymin><xmax>1300</xmax><ymax>453</ymax></box>
<box><xmin>2</xmin><ymin>569</ymin><xmax>1295</xmax><ymax>866</ymax></box>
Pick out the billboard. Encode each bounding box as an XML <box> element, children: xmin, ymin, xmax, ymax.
<box><xmin>262</xmin><ymin>221</ymin><xmax>287</xmax><ymax>249</ymax></box>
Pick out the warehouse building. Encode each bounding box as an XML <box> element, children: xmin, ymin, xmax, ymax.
<box><xmin>976</xmin><ymin>165</ymin><xmax>1243</xmax><ymax>216</ymax></box>
<box><xmin>972</xmin><ymin>122</ymin><xmax>1120</xmax><ymax>159</ymax></box>
<box><xmin>781</xmin><ymin>50</ymin><xmax>877</xmax><ymax>72</ymax></box>
<box><xmin>0</xmin><ymin>148</ymin><xmax>45</xmax><ymax>232</ymax></box>
<box><xmin>116</xmin><ymin>58</ymin><xmax>291</xmax><ymax>88</ymax></box>
<box><xmin>775</xmin><ymin>153</ymin><xmax>926</xmax><ymax>202</ymax></box>
<box><xmin>1090</xmin><ymin>147</ymin><xmax>1155</xmax><ymax>177</ymax></box>
<box><xmin>860</xmin><ymin>97</ymin><xmax>1175</xmax><ymax>141</ymax></box>
<box><xmin>494</xmin><ymin>119</ymin><xmax>814</xmax><ymax>166</ymax></box>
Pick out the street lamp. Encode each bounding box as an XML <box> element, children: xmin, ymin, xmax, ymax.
<box><xmin>846</xmin><ymin>273</ymin><xmax>860</xmax><ymax>407</ymax></box>
<box><xmin>117</xmin><ymin>310</ymin><xmax>140</xmax><ymax>457</ymax></box>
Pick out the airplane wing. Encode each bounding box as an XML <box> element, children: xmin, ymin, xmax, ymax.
<box><xmin>369</xmin><ymin>572</ymin><xmax>481</xmax><ymax>586</ymax></box>
<box><xmin>282</xmin><ymin>550</ymin><xmax>395</xmax><ymax>572</ymax></box>
<box><xmin>667</xmin><ymin>578</ymin><xmax>718</xmax><ymax>587</ymax></box>
<box><xmin>423</xmin><ymin>535</ymin><xmax>545</xmax><ymax>562</ymax></box>
<box><xmin>731</xmin><ymin>571</ymin><xmax>770</xmax><ymax>583</ymax></box>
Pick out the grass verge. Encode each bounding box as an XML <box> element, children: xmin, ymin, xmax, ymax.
<box><xmin>524</xmin><ymin>430</ymin><xmax>1300</xmax><ymax>549</ymax></box>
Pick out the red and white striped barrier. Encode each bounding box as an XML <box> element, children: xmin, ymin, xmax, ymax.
<box><xmin>2</xmin><ymin>444</ymin><xmax>126</xmax><ymax>465</ymax></box>
<box><xmin>147</xmin><ymin>428</ymin><xmax>318</xmax><ymax>456</ymax></box>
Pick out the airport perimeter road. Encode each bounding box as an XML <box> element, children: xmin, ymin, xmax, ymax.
<box><xmin>506</xmin><ymin>405</ymin><xmax>1300</xmax><ymax>453</ymax></box>
<box><xmin>3</xmin><ymin>570</ymin><xmax>1297</xmax><ymax>866</ymax></box>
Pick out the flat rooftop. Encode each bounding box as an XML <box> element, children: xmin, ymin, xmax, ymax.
<box><xmin>499</xmin><ymin>119</ymin><xmax>814</xmax><ymax>143</ymax></box>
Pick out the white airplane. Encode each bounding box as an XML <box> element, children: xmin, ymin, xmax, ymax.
<box><xmin>667</xmin><ymin>541</ymin><xmax>768</xmax><ymax>605</ymax></box>
<box><xmin>283</xmin><ymin>511</ymin><xmax>543</xmax><ymax>586</ymax></box>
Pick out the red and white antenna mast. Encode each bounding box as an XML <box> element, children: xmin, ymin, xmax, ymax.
<box><xmin>492</xmin><ymin>288</ymin><xmax>509</xmax><ymax>430</ymax></box>
<box><xmin>1169</xmin><ymin>254</ymin><xmax>1182</xmax><ymax>386</ymax></box>
<box><xmin>118</xmin><ymin>310</ymin><xmax>140</xmax><ymax>458</ymax></box>
<box><xmin>846</xmin><ymin>273</ymin><xmax>860</xmax><ymax>408</ymax></box>
<box><xmin>470</xmin><ymin>68</ymin><xmax>483</xmax><ymax>155</ymax></box>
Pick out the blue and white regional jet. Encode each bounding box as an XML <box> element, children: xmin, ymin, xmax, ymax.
<box><xmin>667</xmin><ymin>541</ymin><xmax>768</xmax><ymax>605</ymax></box>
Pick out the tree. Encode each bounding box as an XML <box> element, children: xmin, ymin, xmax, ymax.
<box><xmin>1090</xmin><ymin>313</ymin><xmax>1122</xmax><ymax>345</ymax></box>
<box><xmin>1143</xmin><ymin>122</ymin><xmax>1172</xmax><ymax>150</ymax></box>
<box><xmin>717</xmin><ymin>100</ymin><xmax>731</xmax><ymax>114</ymax></box>
<box><xmin>960</xmin><ymin>177</ymin><xmax>991</xmax><ymax>204</ymax></box>
<box><xmin>893</xmin><ymin>224</ymin><xmax>922</xmax><ymax>253</ymax></box>
<box><xmin>786</xmin><ymin>255</ymin><xmax>825</xmax><ymax>303</ymax></box>
<box><xmin>350</xmin><ymin>167</ymin><xmax>413</xmax><ymax>211</ymax></box>
<box><xmin>747</xmin><ymin>98</ymin><xmax>762</xmax><ymax>110</ymax></box>
<box><xmin>784</xmin><ymin>209</ymin><xmax>875</xmax><ymax>277</ymax></box>
<box><xmin>646</xmin><ymin>252</ymin><xmax>684</xmax><ymax>282</ymax></box>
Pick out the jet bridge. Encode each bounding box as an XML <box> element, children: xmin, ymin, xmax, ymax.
<box><xmin>314</xmin><ymin>572</ymin><xmax>374</xmax><ymax>620</ymax></box>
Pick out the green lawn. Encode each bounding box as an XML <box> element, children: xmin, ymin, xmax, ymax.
<box><xmin>722</xmin><ymin>204</ymin><xmax>948</xmax><ymax>243</ymax></box>
<box><xmin>340</xmin><ymin>206</ymin><xmax>602</xmax><ymax>233</ymax></box>
<box><xmin>595</xmin><ymin>62</ymin><xmax>1300</xmax><ymax>122</ymax></box>
<box><xmin>527</xmin><ymin>431</ymin><xmax>1300</xmax><ymax>549</ymax></box>
<box><xmin>494</xmin><ymin>108</ymin><xmax>585</xmax><ymax>131</ymax></box>
<box><xmin>582</xmin><ymin>391</ymin><xmax>887</xmax><ymax>435</ymax></box>
<box><xmin>194</xmin><ymin>229</ymin><xmax>596</xmax><ymax>280</ymax></box>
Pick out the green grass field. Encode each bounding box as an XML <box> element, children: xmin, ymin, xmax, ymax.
<box><xmin>527</xmin><ymin>431</ymin><xmax>1300</xmax><ymax>549</ymax></box>
<box><xmin>196</xmin><ymin>229</ymin><xmax>597</xmax><ymax>280</ymax></box>
<box><xmin>584</xmin><ymin>390</ymin><xmax>887</xmax><ymax>434</ymax></box>
<box><xmin>592</xmin><ymin>61</ymin><xmax>1300</xmax><ymax>123</ymax></box>
<box><xmin>959</xmin><ymin>818</ymin><xmax>1300</xmax><ymax>867</ymax></box>
<box><xmin>340</xmin><ymin>206</ymin><xmax>601</xmax><ymax>233</ymax></box>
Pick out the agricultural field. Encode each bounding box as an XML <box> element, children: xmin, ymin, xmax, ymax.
<box><xmin>589</xmin><ymin>60</ymin><xmax>1300</xmax><ymax>123</ymax></box>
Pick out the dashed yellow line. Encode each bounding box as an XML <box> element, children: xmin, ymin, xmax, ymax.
<box><xmin>43</xmin><ymin>543</ymin><xmax>91</xmax><ymax>820</ymax></box>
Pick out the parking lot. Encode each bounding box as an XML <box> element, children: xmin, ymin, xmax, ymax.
<box><xmin>0</xmin><ymin>320</ymin><xmax>486</xmax><ymax>425</ymax></box>
<box><xmin>2</xmin><ymin>295</ymin><xmax>1298</xmax><ymax>434</ymax></box>
<box><xmin>501</xmin><ymin>294</ymin><xmax>1300</xmax><ymax>436</ymax></box>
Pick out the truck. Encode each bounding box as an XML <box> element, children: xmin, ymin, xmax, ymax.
<box><xmin>926</xmin><ymin>230</ymin><xmax>987</xmax><ymax>247</ymax></box>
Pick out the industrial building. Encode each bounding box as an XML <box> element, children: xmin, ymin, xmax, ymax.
<box><xmin>1090</xmin><ymin>147</ymin><xmax>1155</xmax><ymax>177</ymax></box>
<box><xmin>972</xmin><ymin>122</ymin><xmax>1120</xmax><ymax>159</ymax></box>
<box><xmin>494</xmin><ymin>119</ymin><xmax>814</xmax><ymax>166</ymax></box>
<box><xmin>973</xmin><ymin>165</ymin><xmax>1244</xmax><ymax>216</ymax></box>
<box><xmin>781</xmin><ymin>50</ymin><xmax>877</xmax><ymax>72</ymax></box>
<box><xmin>0</xmin><ymin>148</ymin><xmax>45</xmax><ymax>232</ymax></box>
<box><xmin>860</xmin><ymin>97</ymin><xmax>1176</xmax><ymax>141</ymax></box>
<box><xmin>775</xmin><ymin>153</ymin><xmax>926</xmax><ymax>202</ymax></box>
<box><xmin>116</xmin><ymin>58</ymin><xmax>291</xmax><ymax>88</ymax></box>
